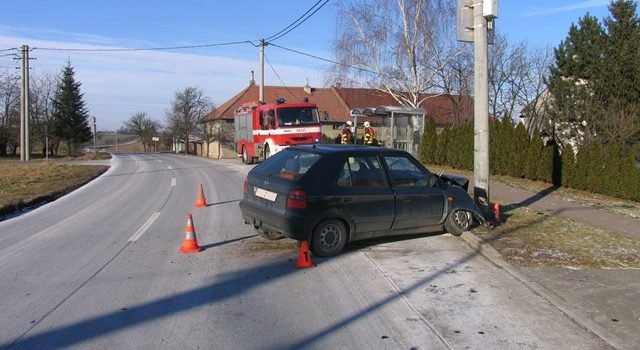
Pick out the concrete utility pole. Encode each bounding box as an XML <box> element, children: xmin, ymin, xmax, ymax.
<box><xmin>473</xmin><ymin>1</ymin><xmax>490</xmax><ymax>211</ymax></box>
<box><xmin>20</xmin><ymin>45</ymin><xmax>30</xmax><ymax>161</ymax></box>
<box><xmin>457</xmin><ymin>0</ymin><xmax>498</xmax><ymax>213</ymax></box>
<box><xmin>93</xmin><ymin>117</ymin><xmax>97</xmax><ymax>152</ymax></box>
<box><xmin>259</xmin><ymin>39</ymin><xmax>266</xmax><ymax>103</ymax></box>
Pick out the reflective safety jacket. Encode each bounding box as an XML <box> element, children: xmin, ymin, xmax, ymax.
<box><xmin>341</xmin><ymin>128</ymin><xmax>353</xmax><ymax>144</ymax></box>
<box><xmin>363</xmin><ymin>127</ymin><xmax>375</xmax><ymax>144</ymax></box>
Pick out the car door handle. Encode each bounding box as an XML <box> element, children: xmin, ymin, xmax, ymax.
<box><xmin>342</xmin><ymin>197</ymin><xmax>353</xmax><ymax>203</ymax></box>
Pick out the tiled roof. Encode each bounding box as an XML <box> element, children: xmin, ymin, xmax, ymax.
<box><xmin>203</xmin><ymin>83</ymin><xmax>473</xmax><ymax>125</ymax></box>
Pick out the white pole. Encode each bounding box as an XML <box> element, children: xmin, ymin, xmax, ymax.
<box><xmin>473</xmin><ymin>0</ymin><xmax>490</xmax><ymax>211</ymax></box>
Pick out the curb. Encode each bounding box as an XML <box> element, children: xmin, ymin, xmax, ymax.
<box><xmin>460</xmin><ymin>231</ymin><xmax>630</xmax><ymax>350</ymax></box>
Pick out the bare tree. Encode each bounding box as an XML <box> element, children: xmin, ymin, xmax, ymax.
<box><xmin>0</xmin><ymin>71</ymin><xmax>20</xmax><ymax>156</ymax></box>
<box><xmin>165</xmin><ymin>87</ymin><xmax>213</xmax><ymax>155</ymax></box>
<box><xmin>30</xmin><ymin>72</ymin><xmax>58</xmax><ymax>156</ymax></box>
<box><xmin>124</xmin><ymin>112</ymin><xmax>160</xmax><ymax>152</ymax></box>
<box><xmin>328</xmin><ymin>0</ymin><xmax>462</xmax><ymax>108</ymax></box>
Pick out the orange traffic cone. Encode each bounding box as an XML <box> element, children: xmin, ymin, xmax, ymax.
<box><xmin>195</xmin><ymin>183</ymin><xmax>207</xmax><ymax>208</ymax></box>
<box><xmin>493</xmin><ymin>203</ymin><xmax>501</xmax><ymax>223</ymax></box>
<box><xmin>180</xmin><ymin>213</ymin><xmax>202</xmax><ymax>253</ymax></box>
<box><xmin>295</xmin><ymin>241</ymin><xmax>315</xmax><ymax>269</ymax></box>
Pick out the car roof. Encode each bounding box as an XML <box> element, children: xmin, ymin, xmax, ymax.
<box><xmin>289</xmin><ymin>144</ymin><xmax>409</xmax><ymax>156</ymax></box>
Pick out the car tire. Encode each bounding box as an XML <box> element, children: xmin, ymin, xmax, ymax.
<box><xmin>256</xmin><ymin>228</ymin><xmax>284</xmax><ymax>240</ymax></box>
<box><xmin>264</xmin><ymin>144</ymin><xmax>271</xmax><ymax>160</ymax></box>
<box><xmin>242</xmin><ymin>146</ymin><xmax>249</xmax><ymax>164</ymax></box>
<box><xmin>310</xmin><ymin>219</ymin><xmax>347</xmax><ymax>257</ymax></box>
<box><xmin>444</xmin><ymin>209</ymin><xmax>473</xmax><ymax>236</ymax></box>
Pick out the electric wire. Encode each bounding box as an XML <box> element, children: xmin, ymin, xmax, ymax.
<box><xmin>266</xmin><ymin>0</ymin><xmax>330</xmax><ymax>43</ymax></box>
<box><xmin>265</xmin><ymin>0</ymin><xmax>324</xmax><ymax>42</ymax></box>
<box><xmin>269</xmin><ymin>42</ymin><xmax>396</xmax><ymax>80</ymax></box>
<box><xmin>32</xmin><ymin>40</ymin><xmax>256</xmax><ymax>52</ymax></box>
<box><xmin>1</xmin><ymin>48</ymin><xmax>17</xmax><ymax>52</ymax></box>
<box><xmin>264</xmin><ymin>53</ymin><xmax>302</xmax><ymax>101</ymax></box>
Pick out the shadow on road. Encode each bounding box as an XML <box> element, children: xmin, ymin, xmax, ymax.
<box><xmin>1</xmin><ymin>241</ymin><xmax>483</xmax><ymax>350</ymax></box>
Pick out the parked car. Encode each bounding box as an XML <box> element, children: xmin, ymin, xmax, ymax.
<box><xmin>239</xmin><ymin>144</ymin><xmax>487</xmax><ymax>257</ymax></box>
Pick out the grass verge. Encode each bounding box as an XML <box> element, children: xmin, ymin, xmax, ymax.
<box><xmin>0</xmin><ymin>161</ymin><xmax>108</xmax><ymax>217</ymax></box>
<box><xmin>472</xmin><ymin>207</ymin><xmax>640</xmax><ymax>269</ymax></box>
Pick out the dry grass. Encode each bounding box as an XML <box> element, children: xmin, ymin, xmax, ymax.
<box><xmin>0</xmin><ymin>160</ymin><xmax>107</xmax><ymax>216</ymax></box>
<box><xmin>473</xmin><ymin>207</ymin><xmax>640</xmax><ymax>269</ymax></box>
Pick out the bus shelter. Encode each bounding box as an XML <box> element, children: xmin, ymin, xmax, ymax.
<box><xmin>350</xmin><ymin>106</ymin><xmax>426</xmax><ymax>157</ymax></box>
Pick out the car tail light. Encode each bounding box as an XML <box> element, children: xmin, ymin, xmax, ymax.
<box><xmin>287</xmin><ymin>189</ymin><xmax>307</xmax><ymax>210</ymax></box>
<box><xmin>243</xmin><ymin>177</ymin><xmax>250</xmax><ymax>194</ymax></box>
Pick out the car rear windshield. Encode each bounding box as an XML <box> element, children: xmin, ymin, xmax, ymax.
<box><xmin>257</xmin><ymin>149</ymin><xmax>322</xmax><ymax>180</ymax></box>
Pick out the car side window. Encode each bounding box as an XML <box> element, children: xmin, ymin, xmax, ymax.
<box><xmin>383</xmin><ymin>156</ymin><xmax>430</xmax><ymax>187</ymax></box>
<box><xmin>336</xmin><ymin>156</ymin><xmax>387</xmax><ymax>188</ymax></box>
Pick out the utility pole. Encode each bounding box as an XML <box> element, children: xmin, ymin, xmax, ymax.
<box><xmin>457</xmin><ymin>0</ymin><xmax>498</xmax><ymax>214</ymax></box>
<box><xmin>259</xmin><ymin>38</ymin><xmax>266</xmax><ymax>103</ymax></box>
<box><xmin>93</xmin><ymin>116</ymin><xmax>97</xmax><ymax>152</ymax></box>
<box><xmin>19</xmin><ymin>45</ymin><xmax>31</xmax><ymax>161</ymax></box>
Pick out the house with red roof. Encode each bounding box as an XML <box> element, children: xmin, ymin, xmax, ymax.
<box><xmin>200</xmin><ymin>80</ymin><xmax>473</xmax><ymax>158</ymax></box>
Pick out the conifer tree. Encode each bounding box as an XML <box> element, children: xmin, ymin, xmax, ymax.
<box><xmin>546</xmin><ymin>14</ymin><xmax>605</xmax><ymax>146</ymax></box>
<box><xmin>419</xmin><ymin>117</ymin><xmax>437</xmax><ymax>164</ymax></box>
<box><xmin>601</xmin><ymin>0</ymin><xmax>640</xmax><ymax>106</ymax></box>
<box><xmin>561</xmin><ymin>143</ymin><xmax>576</xmax><ymax>188</ymax></box>
<box><xmin>51</xmin><ymin>62</ymin><xmax>91</xmax><ymax>156</ymax></box>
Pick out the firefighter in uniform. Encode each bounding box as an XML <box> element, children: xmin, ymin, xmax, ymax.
<box><xmin>362</xmin><ymin>121</ymin><xmax>375</xmax><ymax>145</ymax></box>
<box><xmin>340</xmin><ymin>120</ymin><xmax>353</xmax><ymax>144</ymax></box>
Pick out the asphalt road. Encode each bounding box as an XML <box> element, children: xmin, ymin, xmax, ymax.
<box><xmin>0</xmin><ymin>153</ymin><xmax>611</xmax><ymax>349</ymax></box>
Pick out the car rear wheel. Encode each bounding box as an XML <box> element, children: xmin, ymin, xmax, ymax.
<box><xmin>242</xmin><ymin>146</ymin><xmax>249</xmax><ymax>164</ymax></box>
<box><xmin>263</xmin><ymin>144</ymin><xmax>271</xmax><ymax>160</ymax></box>
<box><xmin>310</xmin><ymin>219</ymin><xmax>347</xmax><ymax>257</ymax></box>
<box><xmin>444</xmin><ymin>209</ymin><xmax>473</xmax><ymax>236</ymax></box>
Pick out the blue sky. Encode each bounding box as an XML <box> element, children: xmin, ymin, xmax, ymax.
<box><xmin>0</xmin><ymin>0</ymin><xmax>614</xmax><ymax>130</ymax></box>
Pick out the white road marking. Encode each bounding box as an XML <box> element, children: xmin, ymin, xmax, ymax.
<box><xmin>157</xmin><ymin>159</ymin><xmax>163</xmax><ymax>163</ymax></box>
<box><xmin>168</xmin><ymin>165</ymin><xmax>173</xmax><ymax>170</ymax></box>
<box><xmin>128</xmin><ymin>212</ymin><xmax>160</xmax><ymax>242</ymax></box>
<box><xmin>171</xmin><ymin>178</ymin><xmax>176</xmax><ymax>187</ymax></box>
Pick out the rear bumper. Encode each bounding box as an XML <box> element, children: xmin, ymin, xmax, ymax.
<box><xmin>239</xmin><ymin>200</ymin><xmax>315</xmax><ymax>241</ymax></box>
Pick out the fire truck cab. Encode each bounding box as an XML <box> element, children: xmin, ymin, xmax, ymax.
<box><xmin>234</xmin><ymin>99</ymin><xmax>322</xmax><ymax>164</ymax></box>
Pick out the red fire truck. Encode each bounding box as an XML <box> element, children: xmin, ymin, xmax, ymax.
<box><xmin>234</xmin><ymin>99</ymin><xmax>322</xmax><ymax>164</ymax></box>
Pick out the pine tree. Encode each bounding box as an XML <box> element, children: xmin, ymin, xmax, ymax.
<box><xmin>51</xmin><ymin>62</ymin><xmax>92</xmax><ymax>156</ymax></box>
<box><xmin>546</xmin><ymin>14</ymin><xmax>606</xmax><ymax>145</ymax></box>
<box><xmin>601</xmin><ymin>0</ymin><xmax>640</xmax><ymax>106</ymax></box>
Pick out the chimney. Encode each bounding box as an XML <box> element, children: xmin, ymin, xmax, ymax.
<box><xmin>250</xmin><ymin>70</ymin><xmax>255</xmax><ymax>85</ymax></box>
<box><xmin>304</xmin><ymin>78</ymin><xmax>312</xmax><ymax>94</ymax></box>
<box><xmin>335</xmin><ymin>82</ymin><xmax>342</xmax><ymax>88</ymax></box>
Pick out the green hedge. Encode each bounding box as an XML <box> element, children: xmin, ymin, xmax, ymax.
<box><xmin>421</xmin><ymin>118</ymin><xmax>640</xmax><ymax>201</ymax></box>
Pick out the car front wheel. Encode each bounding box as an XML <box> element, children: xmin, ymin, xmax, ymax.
<box><xmin>310</xmin><ymin>219</ymin><xmax>347</xmax><ymax>257</ymax></box>
<box><xmin>444</xmin><ymin>209</ymin><xmax>473</xmax><ymax>236</ymax></box>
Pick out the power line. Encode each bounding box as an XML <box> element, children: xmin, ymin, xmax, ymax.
<box><xmin>264</xmin><ymin>53</ymin><xmax>301</xmax><ymax>101</ymax></box>
<box><xmin>1</xmin><ymin>48</ymin><xmax>17</xmax><ymax>52</ymax></box>
<box><xmin>268</xmin><ymin>42</ymin><xmax>395</xmax><ymax>80</ymax></box>
<box><xmin>266</xmin><ymin>0</ymin><xmax>330</xmax><ymax>43</ymax></box>
<box><xmin>32</xmin><ymin>40</ymin><xmax>256</xmax><ymax>52</ymax></box>
<box><xmin>265</xmin><ymin>0</ymin><xmax>325</xmax><ymax>42</ymax></box>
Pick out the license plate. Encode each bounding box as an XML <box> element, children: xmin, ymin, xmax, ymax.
<box><xmin>254</xmin><ymin>187</ymin><xmax>277</xmax><ymax>202</ymax></box>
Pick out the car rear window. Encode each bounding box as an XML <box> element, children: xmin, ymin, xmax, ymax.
<box><xmin>257</xmin><ymin>149</ymin><xmax>322</xmax><ymax>180</ymax></box>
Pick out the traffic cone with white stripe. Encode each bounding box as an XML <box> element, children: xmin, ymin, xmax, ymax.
<box><xmin>195</xmin><ymin>183</ymin><xmax>207</xmax><ymax>208</ymax></box>
<box><xmin>180</xmin><ymin>213</ymin><xmax>202</xmax><ymax>253</ymax></box>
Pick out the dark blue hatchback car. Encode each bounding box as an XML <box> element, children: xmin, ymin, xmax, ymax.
<box><xmin>239</xmin><ymin>144</ymin><xmax>486</xmax><ymax>257</ymax></box>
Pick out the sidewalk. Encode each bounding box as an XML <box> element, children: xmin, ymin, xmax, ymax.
<box><xmin>461</xmin><ymin>180</ymin><xmax>640</xmax><ymax>350</ymax></box>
